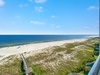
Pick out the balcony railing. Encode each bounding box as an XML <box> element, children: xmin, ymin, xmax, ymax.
<box><xmin>88</xmin><ymin>54</ymin><xmax>100</xmax><ymax>75</ymax></box>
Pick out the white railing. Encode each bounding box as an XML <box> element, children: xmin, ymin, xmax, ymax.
<box><xmin>88</xmin><ymin>54</ymin><xmax>100</xmax><ymax>75</ymax></box>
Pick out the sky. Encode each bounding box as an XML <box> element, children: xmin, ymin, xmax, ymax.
<box><xmin>0</xmin><ymin>0</ymin><xmax>99</xmax><ymax>35</ymax></box>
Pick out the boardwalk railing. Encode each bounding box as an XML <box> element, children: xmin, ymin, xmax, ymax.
<box><xmin>20</xmin><ymin>53</ymin><xmax>33</xmax><ymax>75</ymax></box>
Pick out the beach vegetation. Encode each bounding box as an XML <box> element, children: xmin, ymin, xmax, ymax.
<box><xmin>0</xmin><ymin>37</ymin><xmax>99</xmax><ymax>75</ymax></box>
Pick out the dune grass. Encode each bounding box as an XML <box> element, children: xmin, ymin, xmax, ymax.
<box><xmin>0</xmin><ymin>37</ymin><xmax>99</xmax><ymax>75</ymax></box>
<box><xmin>0</xmin><ymin>55</ymin><xmax>22</xmax><ymax>75</ymax></box>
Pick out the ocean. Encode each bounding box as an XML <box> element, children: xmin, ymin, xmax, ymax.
<box><xmin>0</xmin><ymin>35</ymin><xmax>94</xmax><ymax>48</ymax></box>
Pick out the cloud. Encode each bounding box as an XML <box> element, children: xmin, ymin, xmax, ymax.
<box><xmin>55</xmin><ymin>26</ymin><xmax>60</xmax><ymax>28</ymax></box>
<box><xmin>15</xmin><ymin>16</ymin><xmax>21</xmax><ymax>19</ymax></box>
<box><xmin>0</xmin><ymin>0</ymin><xmax>5</xmax><ymax>6</ymax></box>
<box><xmin>19</xmin><ymin>4</ymin><xmax>29</xmax><ymax>8</ymax></box>
<box><xmin>29</xmin><ymin>0</ymin><xmax>33</xmax><ymax>2</ymax></box>
<box><xmin>0</xmin><ymin>8</ymin><xmax>4</xmax><ymax>11</ymax></box>
<box><xmin>35</xmin><ymin>0</ymin><xmax>46</xmax><ymax>3</ymax></box>
<box><xmin>35</xmin><ymin>6</ymin><xmax>43</xmax><ymax>12</ymax></box>
<box><xmin>9</xmin><ymin>22</ymin><xmax>16</xmax><ymax>25</ymax></box>
<box><xmin>84</xmin><ymin>26</ymin><xmax>88</xmax><ymax>29</ymax></box>
<box><xmin>51</xmin><ymin>24</ymin><xmax>61</xmax><ymax>28</ymax></box>
<box><xmin>30</xmin><ymin>21</ymin><xmax>45</xmax><ymax>25</ymax></box>
<box><xmin>87</xmin><ymin>6</ymin><xmax>98</xmax><ymax>10</ymax></box>
<box><xmin>51</xmin><ymin>15</ymin><xmax>56</xmax><ymax>18</ymax></box>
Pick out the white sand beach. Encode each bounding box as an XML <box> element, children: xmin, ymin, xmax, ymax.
<box><xmin>0</xmin><ymin>38</ymin><xmax>87</xmax><ymax>60</ymax></box>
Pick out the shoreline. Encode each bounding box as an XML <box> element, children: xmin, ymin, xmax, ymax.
<box><xmin>0</xmin><ymin>35</ymin><xmax>98</xmax><ymax>48</ymax></box>
<box><xmin>0</xmin><ymin>38</ymin><xmax>89</xmax><ymax>60</ymax></box>
<box><xmin>0</xmin><ymin>38</ymin><xmax>89</xmax><ymax>49</ymax></box>
<box><xmin>0</xmin><ymin>38</ymin><xmax>87</xmax><ymax>48</ymax></box>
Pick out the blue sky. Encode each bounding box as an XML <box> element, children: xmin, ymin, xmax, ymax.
<box><xmin>0</xmin><ymin>0</ymin><xmax>99</xmax><ymax>35</ymax></box>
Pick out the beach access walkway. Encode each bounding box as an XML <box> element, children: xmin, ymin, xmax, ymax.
<box><xmin>20</xmin><ymin>53</ymin><xmax>33</xmax><ymax>75</ymax></box>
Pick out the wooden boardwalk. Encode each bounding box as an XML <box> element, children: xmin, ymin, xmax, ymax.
<box><xmin>20</xmin><ymin>53</ymin><xmax>33</xmax><ymax>75</ymax></box>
